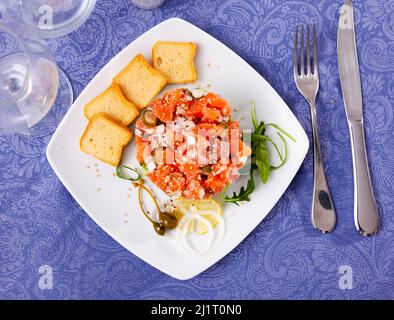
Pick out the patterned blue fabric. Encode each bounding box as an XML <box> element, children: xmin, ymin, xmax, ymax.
<box><xmin>1</xmin><ymin>0</ymin><xmax>394</xmax><ymax>299</ymax></box>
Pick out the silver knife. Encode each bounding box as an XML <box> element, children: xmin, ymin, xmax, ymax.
<box><xmin>337</xmin><ymin>0</ymin><xmax>379</xmax><ymax>236</ymax></box>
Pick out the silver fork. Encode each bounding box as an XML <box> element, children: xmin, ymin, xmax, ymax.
<box><xmin>294</xmin><ymin>24</ymin><xmax>336</xmax><ymax>233</ymax></box>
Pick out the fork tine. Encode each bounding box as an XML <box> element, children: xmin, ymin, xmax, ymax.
<box><xmin>294</xmin><ymin>26</ymin><xmax>299</xmax><ymax>78</ymax></box>
<box><xmin>300</xmin><ymin>25</ymin><xmax>304</xmax><ymax>75</ymax></box>
<box><xmin>313</xmin><ymin>23</ymin><xmax>318</xmax><ymax>75</ymax></box>
<box><xmin>307</xmin><ymin>24</ymin><xmax>311</xmax><ymax>75</ymax></box>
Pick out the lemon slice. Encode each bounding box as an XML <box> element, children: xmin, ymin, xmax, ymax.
<box><xmin>174</xmin><ymin>199</ymin><xmax>223</xmax><ymax>234</ymax></box>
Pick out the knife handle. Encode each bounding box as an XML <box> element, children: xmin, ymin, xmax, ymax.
<box><xmin>349</xmin><ymin>120</ymin><xmax>379</xmax><ymax>236</ymax></box>
<box><xmin>310</xmin><ymin>102</ymin><xmax>336</xmax><ymax>233</ymax></box>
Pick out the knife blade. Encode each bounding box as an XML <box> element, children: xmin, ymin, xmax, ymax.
<box><xmin>338</xmin><ymin>0</ymin><xmax>363</xmax><ymax>121</ymax></box>
<box><xmin>337</xmin><ymin>0</ymin><xmax>379</xmax><ymax>236</ymax></box>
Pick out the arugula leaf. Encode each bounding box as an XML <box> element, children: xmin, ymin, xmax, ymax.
<box><xmin>223</xmin><ymin>100</ymin><xmax>295</xmax><ymax>205</ymax></box>
<box><xmin>252</xmin><ymin>138</ymin><xmax>267</xmax><ymax>183</ymax></box>
<box><xmin>222</xmin><ymin>167</ymin><xmax>255</xmax><ymax>205</ymax></box>
<box><xmin>255</xmin><ymin>147</ymin><xmax>270</xmax><ymax>183</ymax></box>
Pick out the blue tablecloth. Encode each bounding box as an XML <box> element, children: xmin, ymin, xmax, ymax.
<box><xmin>1</xmin><ymin>0</ymin><xmax>394</xmax><ymax>299</ymax></box>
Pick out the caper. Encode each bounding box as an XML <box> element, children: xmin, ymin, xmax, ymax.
<box><xmin>201</xmin><ymin>165</ymin><xmax>212</xmax><ymax>175</ymax></box>
<box><xmin>153</xmin><ymin>222</ymin><xmax>165</xmax><ymax>236</ymax></box>
<box><xmin>159</xmin><ymin>211</ymin><xmax>178</xmax><ymax>229</ymax></box>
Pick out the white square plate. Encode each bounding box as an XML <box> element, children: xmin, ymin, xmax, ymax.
<box><xmin>47</xmin><ymin>18</ymin><xmax>309</xmax><ymax>280</ymax></box>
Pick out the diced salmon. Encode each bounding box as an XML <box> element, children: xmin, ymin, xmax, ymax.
<box><xmin>164</xmin><ymin>88</ymin><xmax>184</xmax><ymax>109</ymax></box>
<box><xmin>136</xmin><ymin>136</ymin><xmax>150</xmax><ymax>163</ymax></box>
<box><xmin>165</xmin><ymin>172</ymin><xmax>186</xmax><ymax>194</ymax></box>
<box><xmin>148</xmin><ymin>164</ymin><xmax>177</xmax><ymax>190</ymax></box>
<box><xmin>151</xmin><ymin>99</ymin><xmax>173</xmax><ymax>122</ymax></box>
<box><xmin>184</xmin><ymin>179</ymin><xmax>205</xmax><ymax>199</ymax></box>
<box><xmin>204</xmin><ymin>175</ymin><xmax>228</xmax><ymax>195</ymax></box>
<box><xmin>178</xmin><ymin>163</ymin><xmax>201</xmax><ymax>178</ymax></box>
<box><xmin>194</xmin><ymin>123</ymin><xmax>224</xmax><ymax>135</ymax></box>
<box><xmin>183</xmin><ymin>97</ymin><xmax>205</xmax><ymax>118</ymax></box>
<box><xmin>206</xmin><ymin>92</ymin><xmax>231</xmax><ymax>116</ymax></box>
<box><xmin>202</xmin><ymin>105</ymin><xmax>222</xmax><ymax>123</ymax></box>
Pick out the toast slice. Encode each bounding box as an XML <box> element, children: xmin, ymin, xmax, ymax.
<box><xmin>84</xmin><ymin>84</ymin><xmax>139</xmax><ymax>126</ymax></box>
<box><xmin>152</xmin><ymin>41</ymin><xmax>197</xmax><ymax>84</ymax></box>
<box><xmin>80</xmin><ymin>113</ymin><xmax>132</xmax><ymax>166</ymax></box>
<box><xmin>112</xmin><ymin>54</ymin><xmax>167</xmax><ymax>108</ymax></box>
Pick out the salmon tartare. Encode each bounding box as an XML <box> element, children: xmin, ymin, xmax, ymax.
<box><xmin>135</xmin><ymin>88</ymin><xmax>251</xmax><ymax>199</ymax></box>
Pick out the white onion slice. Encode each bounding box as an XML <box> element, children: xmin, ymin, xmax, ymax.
<box><xmin>190</xmin><ymin>208</ymin><xmax>226</xmax><ymax>250</ymax></box>
<box><xmin>176</xmin><ymin>213</ymin><xmax>214</xmax><ymax>255</ymax></box>
<box><xmin>205</xmin><ymin>212</ymin><xmax>225</xmax><ymax>252</ymax></box>
<box><xmin>175</xmin><ymin>208</ymin><xmax>226</xmax><ymax>255</ymax></box>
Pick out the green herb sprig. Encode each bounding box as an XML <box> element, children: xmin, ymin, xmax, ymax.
<box><xmin>221</xmin><ymin>167</ymin><xmax>255</xmax><ymax>205</ymax></box>
<box><xmin>222</xmin><ymin>100</ymin><xmax>296</xmax><ymax>205</ymax></box>
<box><xmin>115</xmin><ymin>165</ymin><xmax>141</xmax><ymax>181</ymax></box>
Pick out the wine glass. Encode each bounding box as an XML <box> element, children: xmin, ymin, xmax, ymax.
<box><xmin>0</xmin><ymin>17</ymin><xmax>72</xmax><ymax>134</ymax></box>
